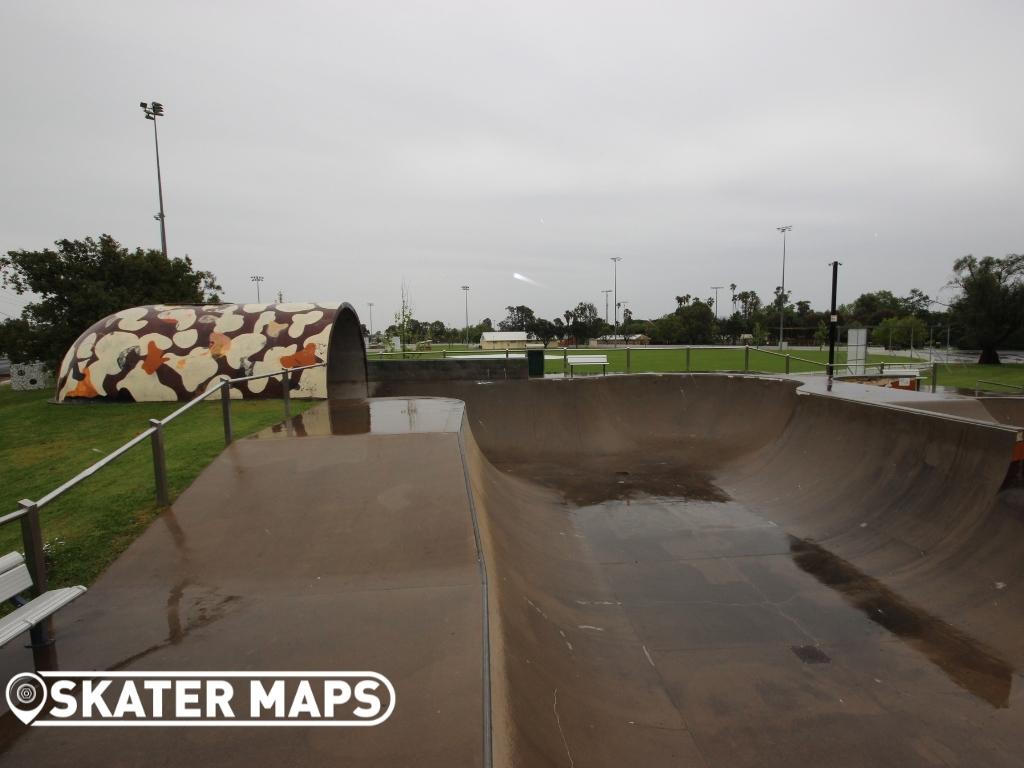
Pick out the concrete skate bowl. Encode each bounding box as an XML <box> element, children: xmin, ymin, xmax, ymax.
<box><xmin>375</xmin><ymin>374</ymin><xmax>1024</xmax><ymax>767</ymax></box>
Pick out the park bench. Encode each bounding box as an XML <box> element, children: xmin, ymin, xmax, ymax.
<box><xmin>0</xmin><ymin>551</ymin><xmax>85</xmax><ymax>647</ymax></box>
<box><xmin>567</xmin><ymin>354</ymin><xmax>609</xmax><ymax>377</ymax></box>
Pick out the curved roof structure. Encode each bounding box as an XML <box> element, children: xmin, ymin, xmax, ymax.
<box><xmin>56</xmin><ymin>302</ymin><xmax>365</xmax><ymax>402</ymax></box>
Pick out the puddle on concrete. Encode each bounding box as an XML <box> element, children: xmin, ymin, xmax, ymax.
<box><xmin>496</xmin><ymin>457</ymin><xmax>730</xmax><ymax>506</ymax></box>
<box><xmin>259</xmin><ymin>398</ymin><xmax>464</xmax><ymax>438</ymax></box>
<box><xmin>792</xmin><ymin>644</ymin><xmax>832</xmax><ymax>664</ymax></box>
<box><xmin>789</xmin><ymin>536</ymin><xmax>1014</xmax><ymax>708</ymax></box>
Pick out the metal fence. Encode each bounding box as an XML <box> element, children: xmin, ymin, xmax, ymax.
<box><xmin>367</xmin><ymin>344</ymin><xmax>935</xmax><ymax>386</ymax></box>
<box><xmin>0</xmin><ymin>362</ymin><xmax>323</xmax><ymax>669</ymax></box>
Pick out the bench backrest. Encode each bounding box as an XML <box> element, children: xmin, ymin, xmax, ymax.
<box><xmin>568</xmin><ymin>356</ymin><xmax>608</xmax><ymax>364</ymax></box>
<box><xmin>0</xmin><ymin>553</ymin><xmax>31</xmax><ymax>603</ymax></box>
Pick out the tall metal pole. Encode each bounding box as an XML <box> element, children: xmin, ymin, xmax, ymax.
<box><xmin>611</xmin><ymin>257</ymin><xmax>622</xmax><ymax>344</ymax></box>
<box><xmin>250</xmin><ymin>275</ymin><xmax>263</xmax><ymax>302</ymax></box>
<box><xmin>710</xmin><ymin>286</ymin><xmax>723</xmax><ymax>319</ymax></box>
<box><xmin>461</xmin><ymin>285</ymin><xmax>470</xmax><ymax>347</ymax></box>
<box><xmin>140</xmin><ymin>101</ymin><xmax>168</xmax><ymax>257</ymax></box>
<box><xmin>152</xmin><ymin>119</ymin><xmax>168</xmax><ymax>258</ymax></box>
<box><xmin>827</xmin><ymin>261</ymin><xmax>840</xmax><ymax>378</ymax></box>
<box><xmin>367</xmin><ymin>302</ymin><xmax>374</xmax><ymax>337</ymax></box>
<box><xmin>776</xmin><ymin>226</ymin><xmax>792</xmax><ymax>349</ymax></box>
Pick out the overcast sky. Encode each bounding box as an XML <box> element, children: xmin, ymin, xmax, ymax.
<box><xmin>2</xmin><ymin>1</ymin><xmax>1021</xmax><ymax>329</ymax></box>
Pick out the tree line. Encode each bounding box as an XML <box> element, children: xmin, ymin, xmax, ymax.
<box><xmin>383</xmin><ymin>255</ymin><xmax>1023</xmax><ymax>363</ymax></box>
<box><xmin>1</xmin><ymin>235</ymin><xmax>1021</xmax><ymax>367</ymax></box>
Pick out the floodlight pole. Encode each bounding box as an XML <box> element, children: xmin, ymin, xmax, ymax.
<box><xmin>367</xmin><ymin>302</ymin><xmax>374</xmax><ymax>336</ymax></box>
<box><xmin>827</xmin><ymin>261</ymin><xmax>841</xmax><ymax>378</ymax></box>
<box><xmin>777</xmin><ymin>226</ymin><xmax>792</xmax><ymax>349</ymax></box>
<box><xmin>710</xmin><ymin>286</ymin><xmax>723</xmax><ymax>319</ymax></box>
<box><xmin>250</xmin><ymin>275</ymin><xmax>264</xmax><ymax>302</ymax></box>
<box><xmin>611</xmin><ymin>257</ymin><xmax>622</xmax><ymax>345</ymax></box>
<box><xmin>140</xmin><ymin>101</ymin><xmax>168</xmax><ymax>258</ymax></box>
<box><xmin>461</xmin><ymin>285</ymin><xmax>470</xmax><ymax>347</ymax></box>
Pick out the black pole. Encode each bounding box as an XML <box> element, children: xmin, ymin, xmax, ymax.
<box><xmin>827</xmin><ymin>261</ymin><xmax>841</xmax><ymax>377</ymax></box>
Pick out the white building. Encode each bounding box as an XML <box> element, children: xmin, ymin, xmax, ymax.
<box><xmin>480</xmin><ymin>331</ymin><xmax>528</xmax><ymax>350</ymax></box>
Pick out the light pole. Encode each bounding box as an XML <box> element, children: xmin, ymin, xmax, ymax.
<box><xmin>250</xmin><ymin>275</ymin><xmax>264</xmax><ymax>302</ymax></box>
<box><xmin>461</xmin><ymin>285</ymin><xmax>470</xmax><ymax>347</ymax></box>
<box><xmin>710</xmin><ymin>286</ymin><xmax>723</xmax><ymax>319</ymax></box>
<box><xmin>776</xmin><ymin>226</ymin><xmax>792</xmax><ymax>349</ymax></box>
<box><xmin>610</xmin><ymin>257</ymin><xmax>622</xmax><ymax>343</ymax></box>
<box><xmin>367</xmin><ymin>302</ymin><xmax>374</xmax><ymax>337</ymax></box>
<box><xmin>139</xmin><ymin>101</ymin><xmax>168</xmax><ymax>258</ymax></box>
<box><xmin>827</xmin><ymin>261</ymin><xmax>841</xmax><ymax>378</ymax></box>
<box><xmin>601</xmin><ymin>289</ymin><xmax>612</xmax><ymax>325</ymax></box>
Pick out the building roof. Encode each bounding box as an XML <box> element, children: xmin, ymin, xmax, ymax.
<box><xmin>480</xmin><ymin>331</ymin><xmax>528</xmax><ymax>341</ymax></box>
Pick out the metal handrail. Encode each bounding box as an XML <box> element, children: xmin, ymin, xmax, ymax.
<box><xmin>975</xmin><ymin>379</ymin><xmax>1024</xmax><ymax>396</ymax></box>
<box><xmin>3</xmin><ymin>361</ymin><xmax>326</xmax><ymax>520</ymax></box>
<box><xmin>2</xmin><ymin>360</ymin><xmax>327</xmax><ymax>670</ymax></box>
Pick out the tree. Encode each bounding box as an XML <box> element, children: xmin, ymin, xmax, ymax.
<box><xmin>529</xmin><ymin>318</ymin><xmax>557</xmax><ymax>346</ymax></box>
<box><xmin>948</xmin><ymin>254</ymin><xmax>1024</xmax><ymax>364</ymax></box>
<box><xmin>870</xmin><ymin>315</ymin><xmax>927</xmax><ymax>350</ymax></box>
<box><xmin>498</xmin><ymin>305</ymin><xmax>536</xmax><ymax>331</ymax></box>
<box><xmin>565</xmin><ymin>302</ymin><xmax>602</xmax><ymax>344</ymax></box>
<box><xmin>814</xmin><ymin>320</ymin><xmax>828</xmax><ymax>350</ymax></box>
<box><xmin>0</xmin><ymin>235</ymin><xmax>221</xmax><ymax>369</ymax></box>
<box><xmin>393</xmin><ymin>281</ymin><xmax>413</xmax><ymax>351</ymax></box>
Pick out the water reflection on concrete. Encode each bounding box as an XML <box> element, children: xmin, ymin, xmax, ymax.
<box><xmin>790</xmin><ymin>535</ymin><xmax>1014</xmax><ymax>708</ymax></box>
<box><xmin>256</xmin><ymin>397</ymin><xmax>465</xmax><ymax>438</ymax></box>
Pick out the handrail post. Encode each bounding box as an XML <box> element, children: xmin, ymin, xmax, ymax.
<box><xmin>221</xmin><ymin>380</ymin><xmax>233</xmax><ymax>446</ymax></box>
<box><xmin>931</xmin><ymin>362</ymin><xmax>938</xmax><ymax>393</ymax></box>
<box><xmin>19</xmin><ymin>499</ymin><xmax>56</xmax><ymax>671</ymax></box>
<box><xmin>685</xmin><ymin>346</ymin><xmax>691</xmax><ymax>372</ymax></box>
<box><xmin>149</xmin><ymin>420</ymin><xmax>169</xmax><ymax>507</ymax></box>
<box><xmin>785</xmin><ymin>354</ymin><xmax>791</xmax><ymax>374</ymax></box>
<box><xmin>563</xmin><ymin>348</ymin><xmax>568</xmax><ymax>375</ymax></box>
<box><xmin>281</xmin><ymin>370</ymin><xmax>292</xmax><ymax>420</ymax></box>
<box><xmin>744</xmin><ymin>345</ymin><xmax>749</xmax><ymax>372</ymax></box>
<box><xmin>626</xmin><ymin>346</ymin><xmax>631</xmax><ymax>373</ymax></box>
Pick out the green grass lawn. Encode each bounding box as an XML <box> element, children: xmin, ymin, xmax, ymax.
<box><xmin>369</xmin><ymin>347</ymin><xmax>918</xmax><ymax>375</ymax></box>
<box><xmin>928</xmin><ymin>363</ymin><xmax>1024</xmax><ymax>393</ymax></box>
<box><xmin>0</xmin><ymin>387</ymin><xmax>312</xmax><ymax>588</ymax></box>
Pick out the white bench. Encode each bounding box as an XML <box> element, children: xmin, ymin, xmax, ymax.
<box><xmin>567</xmin><ymin>354</ymin><xmax>609</xmax><ymax>377</ymax></box>
<box><xmin>0</xmin><ymin>551</ymin><xmax>85</xmax><ymax>647</ymax></box>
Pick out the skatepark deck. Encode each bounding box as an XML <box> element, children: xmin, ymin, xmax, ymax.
<box><xmin>2</xmin><ymin>374</ymin><xmax>1022</xmax><ymax>766</ymax></box>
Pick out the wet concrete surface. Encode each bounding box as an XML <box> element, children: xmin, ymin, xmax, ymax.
<box><xmin>4</xmin><ymin>379</ymin><xmax>1024</xmax><ymax>767</ymax></box>
<box><xmin>0</xmin><ymin>399</ymin><xmax>485</xmax><ymax>767</ymax></box>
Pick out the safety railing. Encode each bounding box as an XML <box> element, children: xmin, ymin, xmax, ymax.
<box><xmin>368</xmin><ymin>344</ymin><xmax>935</xmax><ymax>383</ymax></box>
<box><xmin>975</xmin><ymin>379</ymin><xmax>1024</xmax><ymax>396</ymax></box>
<box><xmin>0</xmin><ymin>361</ymin><xmax>324</xmax><ymax>668</ymax></box>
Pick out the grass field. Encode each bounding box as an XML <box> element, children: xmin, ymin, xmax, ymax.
<box><xmin>928</xmin><ymin>363</ymin><xmax>1024</xmax><ymax>393</ymax></box>
<box><xmin>369</xmin><ymin>347</ymin><xmax>919</xmax><ymax>375</ymax></box>
<box><xmin>0</xmin><ymin>387</ymin><xmax>312</xmax><ymax>589</ymax></box>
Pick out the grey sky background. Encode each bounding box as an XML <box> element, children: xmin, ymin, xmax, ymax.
<box><xmin>2</xmin><ymin>1</ymin><xmax>1022</xmax><ymax>330</ymax></box>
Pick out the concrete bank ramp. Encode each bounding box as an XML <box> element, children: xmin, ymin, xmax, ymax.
<box><xmin>0</xmin><ymin>398</ymin><xmax>487</xmax><ymax>767</ymax></box>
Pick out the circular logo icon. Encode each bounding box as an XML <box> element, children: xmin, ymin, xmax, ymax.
<box><xmin>5</xmin><ymin>673</ymin><xmax>47</xmax><ymax>725</ymax></box>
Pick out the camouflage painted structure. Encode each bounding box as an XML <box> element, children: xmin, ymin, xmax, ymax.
<box><xmin>56</xmin><ymin>302</ymin><xmax>367</xmax><ymax>402</ymax></box>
